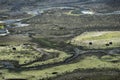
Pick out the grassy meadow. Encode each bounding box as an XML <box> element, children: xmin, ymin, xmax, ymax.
<box><xmin>70</xmin><ymin>31</ymin><xmax>120</xmax><ymax>49</ymax></box>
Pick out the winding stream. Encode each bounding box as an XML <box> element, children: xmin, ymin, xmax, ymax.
<box><xmin>0</xmin><ymin>7</ymin><xmax>74</xmax><ymax>28</ymax></box>
<box><xmin>1</xmin><ymin>6</ymin><xmax>120</xmax><ymax>28</ymax></box>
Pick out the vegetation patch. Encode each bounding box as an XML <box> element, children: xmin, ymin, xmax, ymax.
<box><xmin>0</xmin><ymin>45</ymin><xmax>42</xmax><ymax>65</ymax></box>
<box><xmin>25</xmin><ymin>49</ymin><xmax>71</xmax><ymax>67</ymax></box>
<box><xmin>64</xmin><ymin>10</ymin><xmax>81</xmax><ymax>16</ymax></box>
<box><xmin>70</xmin><ymin>31</ymin><xmax>120</xmax><ymax>49</ymax></box>
<box><xmin>2</xmin><ymin>56</ymin><xmax>120</xmax><ymax>80</ymax></box>
<box><xmin>0</xmin><ymin>35</ymin><xmax>31</xmax><ymax>45</ymax></box>
<box><xmin>32</xmin><ymin>38</ymin><xmax>58</xmax><ymax>48</ymax></box>
<box><xmin>71</xmin><ymin>9</ymin><xmax>82</xmax><ymax>14</ymax></box>
<box><xmin>0</xmin><ymin>25</ymin><xmax>5</xmax><ymax>29</ymax></box>
<box><xmin>101</xmin><ymin>55</ymin><xmax>120</xmax><ymax>62</ymax></box>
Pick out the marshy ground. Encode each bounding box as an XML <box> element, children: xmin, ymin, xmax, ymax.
<box><xmin>0</xmin><ymin>3</ymin><xmax>120</xmax><ymax>80</ymax></box>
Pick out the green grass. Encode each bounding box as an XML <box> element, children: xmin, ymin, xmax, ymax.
<box><xmin>25</xmin><ymin>49</ymin><xmax>71</xmax><ymax>67</ymax></box>
<box><xmin>32</xmin><ymin>38</ymin><xmax>58</xmax><ymax>48</ymax></box>
<box><xmin>101</xmin><ymin>55</ymin><xmax>120</xmax><ymax>62</ymax></box>
<box><xmin>0</xmin><ymin>25</ymin><xmax>5</xmax><ymax>29</ymax></box>
<box><xmin>0</xmin><ymin>45</ymin><xmax>42</xmax><ymax>64</ymax></box>
<box><xmin>70</xmin><ymin>31</ymin><xmax>120</xmax><ymax>49</ymax></box>
<box><xmin>0</xmin><ymin>45</ymin><xmax>71</xmax><ymax>66</ymax></box>
<box><xmin>2</xmin><ymin>55</ymin><xmax>120</xmax><ymax>80</ymax></box>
